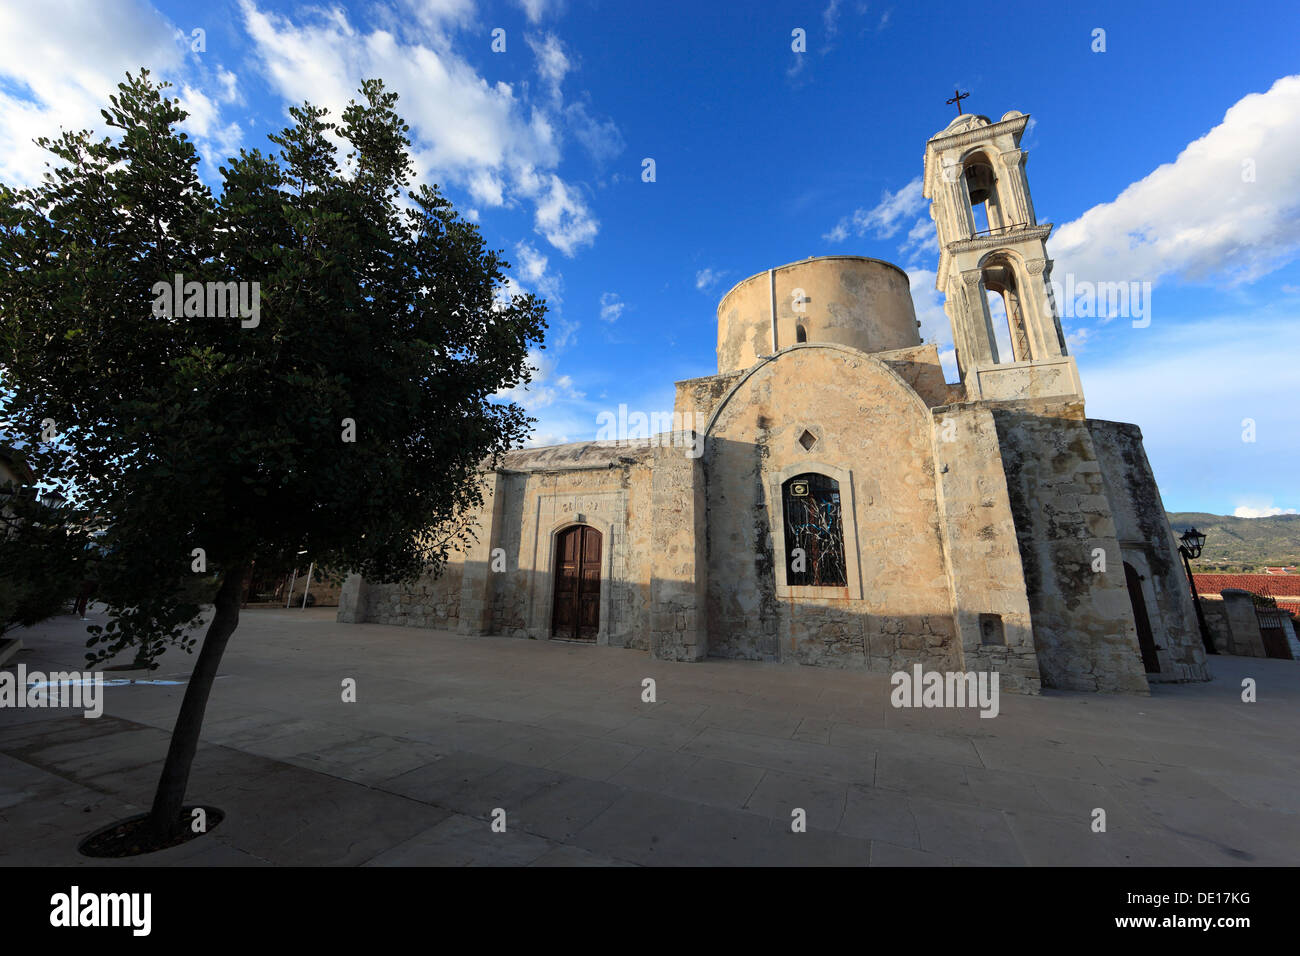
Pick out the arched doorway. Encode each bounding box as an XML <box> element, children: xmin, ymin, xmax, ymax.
<box><xmin>552</xmin><ymin>525</ymin><xmax>601</xmax><ymax>642</ymax></box>
<box><xmin>1124</xmin><ymin>561</ymin><xmax>1160</xmax><ymax>673</ymax></box>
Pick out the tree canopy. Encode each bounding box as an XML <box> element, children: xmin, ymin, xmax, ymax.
<box><xmin>0</xmin><ymin>70</ymin><xmax>545</xmax><ymax>661</ymax></box>
<box><xmin>0</xmin><ymin>70</ymin><xmax>546</xmax><ymax>843</ymax></box>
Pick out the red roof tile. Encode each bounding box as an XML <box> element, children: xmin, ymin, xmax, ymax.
<box><xmin>1194</xmin><ymin>574</ymin><xmax>1300</xmax><ymax>599</ymax></box>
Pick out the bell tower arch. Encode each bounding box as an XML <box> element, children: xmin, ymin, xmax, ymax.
<box><xmin>922</xmin><ymin>110</ymin><xmax>1081</xmax><ymax>402</ymax></box>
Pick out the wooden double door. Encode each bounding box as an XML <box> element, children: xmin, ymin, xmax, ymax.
<box><xmin>552</xmin><ymin>525</ymin><xmax>601</xmax><ymax>642</ymax></box>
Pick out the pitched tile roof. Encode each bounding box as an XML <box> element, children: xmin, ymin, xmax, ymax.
<box><xmin>1194</xmin><ymin>573</ymin><xmax>1300</xmax><ymax>601</ymax></box>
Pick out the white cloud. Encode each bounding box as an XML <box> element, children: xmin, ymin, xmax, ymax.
<box><xmin>984</xmin><ymin>291</ymin><xmax>1015</xmax><ymax>362</ymax></box>
<box><xmin>527</xmin><ymin>32</ymin><xmax>571</xmax><ymax>103</ymax></box>
<box><xmin>822</xmin><ymin>0</ymin><xmax>841</xmax><ymax>36</ymax></box>
<box><xmin>1052</xmin><ymin>75</ymin><xmax>1300</xmax><ymax>291</ymax></box>
<box><xmin>696</xmin><ymin>267</ymin><xmax>726</xmax><ymax>292</ymax></box>
<box><xmin>176</xmin><ymin>84</ymin><xmax>244</xmax><ymax>170</ymax></box>
<box><xmin>514</xmin><ymin>0</ymin><xmax>561</xmax><ymax>24</ymax></box>
<box><xmin>0</xmin><ymin>0</ymin><xmax>206</xmax><ymax>188</ymax></box>
<box><xmin>905</xmin><ymin>267</ymin><xmax>961</xmax><ymax>384</ymax></box>
<box><xmin>937</xmin><ymin>347</ymin><xmax>958</xmax><ymax>382</ymax></box>
<box><xmin>510</xmin><ymin>239</ymin><xmax>563</xmax><ymax>305</ymax></box>
<box><xmin>491</xmin><ymin>274</ymin><xmax>528</xmax><ymax>312</ymax></box>
<box><xmin>599</xmin><ymin>291</ymin><xmax>624</xmax><ymax>322</ymax></box>
<box><xmin>404</xmin><ymin>0</ymin><xmax>476</xmax><ymax>32</ymax></box>
<box><xmin>467</xmin><ymin>169</ymin><xmax>506</xmax><ymax>207</ymax></box>
<box><xmin>239</xmin><ymin>1</ymin><xmax>599</xmax><ymax>257</ymax></box>
<box><xmin>565</xmin><ymin>99</ymin><xmax>624</xmax><ymax>167</ymax></box>
<box><xmin>215</xmin><ymin>68</ymin><xmax>241</xmax><ymax>105</ymax></box>
<box><xmin>3</xmin><ymin>2</ymin><xmax>604</xmax><ymax>257</ymax></box>
<box><xmin>493</xmin><ymin>347</ymin><xmax>584</xmax><ymax>412</ymax></box>
<box><xmin>899</xmin><ymin>215</ymin><xmax>939</xmax><ymax>264</ymax></box>
<box><xmin>1233</xmin><ymin>505</ymin><xmax>1298</xmax><ymax>518</ymax></box>
<box><xmin>1080</xmin><ymin>315</ymin><xmax>1300</xmax><ymax>513</ymax></box>
<box><xmin>824</xmin><ymin>177</ymin><xmax>926</xmax><ymax>241</ymax></box>
<box><xmin>529</xmin><ymin>173</ymin><xmax>598</xmax><ymax>256</ymax></box>
<box><xmin>904</xmin><ymin>268</ymin><xmax>949</xmax><ymax>345</ymax></box>
<box><xmin>515</xmin><ymin>240</ymin><xmax>548</xmax><ymax>284</ymax></box>
<box><xmin>550</xmin><ymin>317</ymin><xmax>579</xmax><ymax>348</ymax></box>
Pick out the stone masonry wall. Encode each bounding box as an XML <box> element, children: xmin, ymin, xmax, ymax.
<box><xmin>1087</xmin><ymin>420</ymin><xmax>1209</xmax><ymax>682</ymax></box>
<box><xmin>930</xmin><ymin>403</ymin><xmax>1042</xmax><ymax>694</ymax></box>
<box><xmin>649</xmin><ymin>442</ymin><xmax>709</xmax><ymax>660</ymax></box>
<box><xmin>363</xmin><ymin>562</ymin><xmax>466</xmax><ymax>630</ymax></box>
<box><xmin>879</xmin><ymin>343</ymin><xmax>966</xmax><ymax>409</ymax></box>
<box><xmin>1200</xmin><ymin>596</ymin><xmax>1233</xmax><ymax>654</ymax></box>
<box><xmin>342</xmin><ymin>448</ymin><xmax>658</xmax><ymax>646</ymax></box>
<box><xmin>494</xmin><ymin>450</ymin><xmax>655</xmax><ymax>646</ymax></box>
<box><xmin>704</xmin><ymin>345</ymin><xmax>958</xmax><ymax>673</ymax></box>
<box><xmin>992</xmin><ymin>403</ymin><xmax>1150</xmax><ymax>693</ymax></box>
<box><xmin>487</xmin><ymin>471</ymin><xmax>530</xmax><ymax>636</ymax></box>
<box><xmin>1220</xmin><ymin>589</ymin><xmax>1268</xmax><ymax>658</ymax></box>
<box><xmin>673</xmin><ymin>370</ymin><xmax>746</xmax><ymax>428</ymax></box>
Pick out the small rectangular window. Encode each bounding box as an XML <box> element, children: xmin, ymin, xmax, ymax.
<box><xmin>979</xmin><ymin>613</ymin><xmax>1005</xmax><ymax>646</ymax></box>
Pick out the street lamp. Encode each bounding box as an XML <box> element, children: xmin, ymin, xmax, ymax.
<box><xmin>1178</xmin><ymin>527</ymin><xmax>1216</xmax><ymax>654</ymax></box>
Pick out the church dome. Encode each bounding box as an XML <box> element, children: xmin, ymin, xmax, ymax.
<box><xmin>715</xmin><ymin>256</ymin><xmax>921</xmax><ymax>374</ymax></box>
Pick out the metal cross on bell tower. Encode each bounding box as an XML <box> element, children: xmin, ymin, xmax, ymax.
<box><xmin>946</xmin><ymin>88</ymin><xmax>970</xmax><ymax>115</ymax></box>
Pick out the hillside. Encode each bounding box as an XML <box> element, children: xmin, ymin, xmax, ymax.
<box><xmin>1165</xmin><ymin>512</ymin><xmax>1300</xmax><ymax>571</ymax></box>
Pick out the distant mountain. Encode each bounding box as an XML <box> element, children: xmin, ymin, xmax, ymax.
<box><xmin>1165</xmin><ymin>512</ymin><xmax>1300</xmax><ymax>571</ymax></box>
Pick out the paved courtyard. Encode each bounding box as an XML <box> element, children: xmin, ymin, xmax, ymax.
<box><xmin>2</xmin><ymin>606</ymin><xmax>1299</xmax><ymax>866</ymax></box>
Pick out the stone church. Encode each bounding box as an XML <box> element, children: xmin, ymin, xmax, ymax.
<box><xmin>338</xmin><ymin>109</ymin><xmax>1210</xmax><ymax>695</ymax></box>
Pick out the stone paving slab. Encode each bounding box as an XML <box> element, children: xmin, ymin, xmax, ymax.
<box><xmin>2</xmin><ymin>605</ymin><xmax>1299</xmax><ymax>866</ymax></box>
<box><xmin>742</xmin><ymin>769</ymin><xmax>848</xmax><ymax>826</ymax></box>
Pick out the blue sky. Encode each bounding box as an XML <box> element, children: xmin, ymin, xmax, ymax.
<box><xmin>1</xmin><ymin>0</ymin><xmax>1297</xmax><ymax>515</ymax></box>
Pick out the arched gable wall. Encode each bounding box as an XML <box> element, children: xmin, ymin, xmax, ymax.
<box><xmin>702</xmin><ymin>343</ymin><xmax>958</xmax><ymax>671</ymax></box>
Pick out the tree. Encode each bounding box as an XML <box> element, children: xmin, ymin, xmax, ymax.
<box><xmin>0</xmin><ymin>71</ymin><xmax>546</xmax><ymax>845</ymax></box>
<box><xmin>0</xmin><ymin>485</ymin><xmax>89</xmax><ymax>637</ymax></box>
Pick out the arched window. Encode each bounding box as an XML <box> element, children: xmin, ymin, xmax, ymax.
<box><xmin>962</xmin><ymin>151</ymin><xmax>1003</xmax><ymax>236</ymax></box>
<box><xmin>782</xmin><ymin>473</ymin><xmax>846</xmax><ymax>587</ymax></box>
<box><xmin>795</xmin><ymin>324</ymin><xmax>807</xmax><ymax>343</ymax></box>
<box><xmin>981</xmin><ymin>255</ymin><xmax>1031</xmax><ymax>363</ymax></box>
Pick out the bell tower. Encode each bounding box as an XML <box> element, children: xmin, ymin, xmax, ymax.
<box><xmin>922</xmin><ymin>109</ymin><xmax>1081</xmax><ymax>402</ymax></box>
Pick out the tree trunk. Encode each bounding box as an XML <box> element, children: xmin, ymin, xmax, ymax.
<box><xmin>142</xmin><ymin>562</ymin><xmax>247</xmax><ymax>843</ymax></box>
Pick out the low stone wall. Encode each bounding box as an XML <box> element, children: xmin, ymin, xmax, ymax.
<box><xmin>1285</xmin><ymin>614</ymin><xmax>1300</xmax><ymax>659</ymax></box>
<box><xmin>1199</xmin><ymin>597</ymin><xmax>1233</xmax><ymax>654</ymax></box>
<box><xmin>1219</xmin><ymin>589</ymin><xmax>1268</xmax><ymax>658</ymax></box>
<box><xmin>362</xmin><ymin>564</ymin><xmax>464</xmax><ymax>631</ymax></box>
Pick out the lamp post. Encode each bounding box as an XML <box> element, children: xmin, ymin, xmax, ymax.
<box><xmin>1178</xmin><ymin>527</ymin><xmax>1216</xmax><ymax>655</ymax></box>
